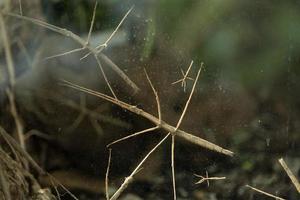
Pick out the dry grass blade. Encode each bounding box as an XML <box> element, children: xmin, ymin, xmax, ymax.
<box><xmin>0</xmin><ymin>127</ymin><xmax>22</xmax><ymax>165</ymax></box>
<box><xmin>245</xmin><ymin>185</ymin><xmax>286</xmax><ymax>200</ymax></box>
<box><xmin>109</xmin><ymin>133</ymin><xmax>170</xmax><ymax>200</ymax></box>
<box><xmin>61</xmin><ymin>79</ymin><xmax>234</xmax><ymax>157</ymax></box>
<box><xmin>0</xmin><ymin>126</ymin><xmax>44</xmax><ymax>175</ymax></box>
<box><xmin>0</xmin><ymin>163</ymin><xmax>11</xmax><ymax>200</ymax></box>
<box><xmin>278</xmin><ymin>158</ymin><xmax>300</xmax><ymax>193</ymax></box>
<box><xmin>1</xmin><ymin>128</ymin><xmax>76</xmax><ymax>199</ymax></box>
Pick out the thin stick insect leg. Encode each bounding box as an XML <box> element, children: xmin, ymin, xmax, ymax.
<box><xmin>44</xmin><ymin>47</ymin><xmax>85</xmax><ymax>61</ymax></box>
<box><xmin>86</xmin><ymin>1</ymin><xmax>98</xmax><ymax>44</ymax></box>
<box><xmin>94</xmin><ymin>55</ymin><xmax>117</xmax><ymax>99</ymax></box>
<box><xmin>171</xmin><ymin>135</ymin><xmax>176</xmax><ymax>200</ymax></box>
<box><xmin>107</xmin><ymin>126</ymin><xmax>159</xmax><ymax>147</ymax></box>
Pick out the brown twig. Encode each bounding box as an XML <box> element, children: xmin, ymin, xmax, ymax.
<box><xmin>245</xmin><ymin>185</ymin><xmax>286</xmax><ymax>200</ymax></box>
<box><xmin>278</xmin><ymin>158</ymin><xmax>300</xmax><ymax>193</ymax></box>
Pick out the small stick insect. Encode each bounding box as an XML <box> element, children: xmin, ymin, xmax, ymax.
<box><xmin>194</xmin><ymin>171</ymin><xmax>226</xmax><ymax>187</ymax></box>
<box><xmin>172</xmin><ymin>60</ymin><xmax>199</xmax><ymax>92</ymax></box>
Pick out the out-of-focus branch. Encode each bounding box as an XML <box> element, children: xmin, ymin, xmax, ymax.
<box><xmin>0</xmin><ymin>12</ymin><xmax>25</xmax><ymax>151</ymax></box>
<box><xmin>278</xmin><ymin>158</ymin><xmax>300</xmax><ymax>193</ymax></box>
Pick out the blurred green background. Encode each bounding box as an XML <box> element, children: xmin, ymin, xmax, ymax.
<box><xmin>43</xmin><ymin>0</ymin><xmax>300</xmax><ymax>97</ymax></box>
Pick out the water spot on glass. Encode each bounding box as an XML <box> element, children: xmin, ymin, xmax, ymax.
<box><xmin>266</xmin><ymin>138</ymin><xmax>270</xmax><ymax>146</ymax></box>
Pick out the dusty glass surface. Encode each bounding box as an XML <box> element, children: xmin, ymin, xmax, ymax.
<box><xmin>0</xmin><ymin>0</ymin><xmax>299</xmax><ymax>199</ymax></box>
